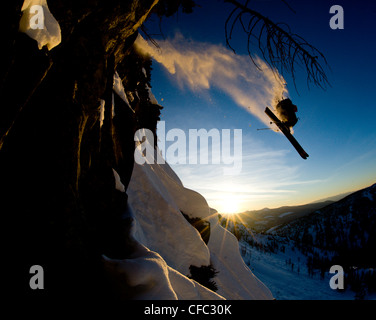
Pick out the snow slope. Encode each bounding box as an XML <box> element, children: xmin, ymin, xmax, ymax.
<box><xmin>240</xmin><ymin>240</ymin><xmax>370</xmax><ymax>300</ymax></box>
<box><xmin>122</xmin><ymin>141</ymin><xmax>273</xmax><ymax>300</ymax></box>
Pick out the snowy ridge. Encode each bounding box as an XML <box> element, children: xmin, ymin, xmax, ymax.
<box><xmin>123</xmin><ymin>142</ymin><xmax>273</xmax><ymax>299</ymax></box>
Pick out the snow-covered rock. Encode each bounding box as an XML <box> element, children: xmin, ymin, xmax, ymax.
<box><xmin>128</xmin><ymin>160</ymin><xmax>211</xmax><ymax>276</ymax></box>
<box><xmin>113</xmin><ymin>72</ymin><xmax>135</xmax><ymax>113</ymax></box>
<box><xmin>19</xmin><ymin>0</ymin><xmax>61</xmax><ymax>50</ymax></box>
<box><xmin>208</xmin><ymin>220</ymin><xmax>273</xmax><ymax>299</ymax></box>
<box><xmin>125</xmin><ymin>143</ymin><xmax>274</xmax><ymax>299</ymax></box>
<box><xmin>112</xmin><ymin>168</ymin><xmax>126</xmax><ymax>193</ymax></box>
<box><xmin>147</xmin><ymin>85</ymin><xmax>159</xmax><ymax>105</ymax></box>
<box><xmin>167</xmin><ymin>266</ymin><xmax>224</xmax><ymax>300</ymax></box>
<box><xmin>103</xmin><ymin>243</ymin><xmax>224</xmax><ymax>300</ymax></box>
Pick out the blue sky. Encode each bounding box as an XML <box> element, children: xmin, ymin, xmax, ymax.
<box><xmin>143</xmin><ymin>0</ymin><xmax>376</xmax><ymax>212</ymax></box>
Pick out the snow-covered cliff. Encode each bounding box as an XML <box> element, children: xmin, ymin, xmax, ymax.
<box><xmin>118</xmin><ymin>143</ymin><xmax>274</xmax><ymax>299</ymax></box>
<box><xmin>4</xmin><ymin>0</ymin><xmax>273</xmax><ymax>302</ymax></box>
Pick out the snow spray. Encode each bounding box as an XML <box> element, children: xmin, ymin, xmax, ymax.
<box><xmin>134</xmin><ymin>34</ymin><xmax>287</xmax><ymax>127</ymax></box>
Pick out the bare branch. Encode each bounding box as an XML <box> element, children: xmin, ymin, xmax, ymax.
<box><xmin>281</xmin><ymin>0</ymin><xmax>296</xmax><ymax>14</ymax></box>
<box><xmin>224</xmin><ymin>0</ymin><xmax>330</xmax><ymax>91</ymax></box>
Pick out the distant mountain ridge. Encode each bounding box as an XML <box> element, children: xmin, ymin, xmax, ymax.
<box><xmin>271</xmin><ymin>183</ymin><xmax>376</xmax><ymax>267</ymax></box>
<box><xmin>309</xmin><ymin>191</ymin><xmax>354</xmax><ymax>204</ymax></box>
<box><xmin>233</xmin><ymin>186</ymin><xmax>374</xmax><ymax>233</ymax></box>
<box><xmin>235</xmin><ymin>201</ymin><xmax>335</xmax><ymax>232</ymax></box>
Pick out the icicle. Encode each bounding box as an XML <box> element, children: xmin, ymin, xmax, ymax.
<box><xmin>99</xmin><ymin>99</ymin><xmax>105</xmax><ymax>128</ymax></box>
<box><xmin>113</xmin><ymin>71</ymin><xmax>135</xmax><ymax>113</ymax></box>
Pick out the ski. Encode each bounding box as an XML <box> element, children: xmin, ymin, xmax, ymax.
<box><xmin>265</xmin><ymin>107</ymin><xmax>309</xmax><ymax>160</ymax></box>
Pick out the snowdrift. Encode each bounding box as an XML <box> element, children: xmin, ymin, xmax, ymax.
<box><xmin>117</xmin><ymin>145</ymin><xmax>274</xmax><ymax>300</ymax></box>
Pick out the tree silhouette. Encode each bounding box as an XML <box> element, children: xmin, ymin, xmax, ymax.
<box><xmin>224</xmin><ymin>0</ymin><xmax>330</xmax><ymax>91</ymax></box>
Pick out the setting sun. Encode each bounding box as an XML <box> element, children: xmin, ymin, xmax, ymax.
<box><xmin>219</xmin><ymin>196</ymin><xmax>240</xmax><ymax>215</ymax></box>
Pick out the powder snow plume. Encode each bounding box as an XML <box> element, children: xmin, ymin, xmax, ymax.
<box><xmin>135</xmin><ymin>34</ymin><xmax>288</xmax><ymax>126</ymax></box>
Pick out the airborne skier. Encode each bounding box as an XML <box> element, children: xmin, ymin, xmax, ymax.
<box><xmin>275</xmin><ymin>98</ymin><xmax>298</xmax><ymax>132</ymax></box>
<box><xmin>265</xmin><ymin>98</ymin><xmax>309</xmax><ymax>160</ymax></box>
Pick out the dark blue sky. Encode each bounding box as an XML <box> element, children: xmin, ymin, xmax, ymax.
<box><xmin>144</xmin><ymin>0</ymin><xmax>376</xmax><ymax>212</ymax></box>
